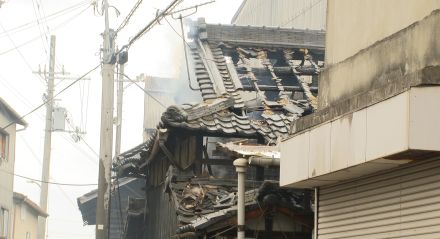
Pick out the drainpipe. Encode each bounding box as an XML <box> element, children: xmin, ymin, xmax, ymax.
<box><xmin>314</xmin><ymin>187</ymin><xmax>319</xmax><ymax>239</ymax></box>
<box><xmin>233</xmin><ymin>158</ymin><xmax>248</xmax><ymax>239</ymax></box>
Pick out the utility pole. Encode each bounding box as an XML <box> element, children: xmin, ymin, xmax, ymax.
<box><xmin>96</xmin><ymin>0</ymin><xmax>115</xmax><ymax>237</ymax></box>
<box><xmin>38</xmin><ymin>35</ymin><xmax>56</xmax><ymax>239</ymax></box>
<box><xmin>115</xmin><ymin>51</ymin><xmax>127</xmax><ymax>156</ymax></box>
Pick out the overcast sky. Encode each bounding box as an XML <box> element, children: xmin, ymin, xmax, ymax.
<box><xmin>0</xmin><ymin>0</ymin><xmax>242</xmax><ymax>238</ymax></box>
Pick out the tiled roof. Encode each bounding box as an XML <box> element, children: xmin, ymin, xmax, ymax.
<box><xmin>157</xmin><ymin>19</ymin><xmax>325</xmax><ymax>143</ymax></box>
<box><xmin>114</xmin><ymin>20</ymin><xmax>325</xmax><ymax>172</ymax></box>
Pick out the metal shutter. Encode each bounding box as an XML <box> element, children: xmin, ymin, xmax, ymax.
<box><xmin>318</xmin><ymin>158</ymin><xmax>440</xmax><ymax>239</ymax></box>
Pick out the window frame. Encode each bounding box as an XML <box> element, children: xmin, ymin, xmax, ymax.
<box><xmin>0</xmin><ymin>207</ymin><xmax>9</xmax><ymax>239</ymax></box>
<box><xmin>0</xmin><ymin>130</ymin><xmax>9</xmax><ymax>163</ymax></box>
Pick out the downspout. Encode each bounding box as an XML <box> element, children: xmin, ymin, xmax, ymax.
<box><xmin>232</xmin><ymin>156</ymin><xmax>280</xmax><ymax>239</ymax></box>
<box><xmin>233</xmin><ymin>158</ymin><xmax>247</xmax><ymax>239</ymax></box>
<box><xmin>314</xmin><ymin>187</ymin><xmax>319</xmax><ymax>239</ymax></box>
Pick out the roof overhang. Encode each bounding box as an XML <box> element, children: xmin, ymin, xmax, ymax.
<box><xmin>0</xmin><ymin>97</ymin><xmax>27</xmax><ymax>127</ymax></box>
<box><xmin>281</xmin><ymin>86</ymin><xmax>440</xmax><ymax>188</ymax></box>
<box><xmin>13</xmin><ymin>192</ymin><xmax>48</xmax><ymax>217</ymax></box>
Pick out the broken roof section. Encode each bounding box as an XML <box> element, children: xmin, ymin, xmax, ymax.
<box><xmin>114</xmin><ymin>19</ymin><xmax>325</xmax><ymax>175</ymax></box>
<box><xmin>160</xmin><ymin>18</ymin><xmax>325</xmax><ymax>143</ymax></box>
<box><xmin>164</xmin><ymin>168</ymin><xmax>312</xmax><ymax>237</ymax></box>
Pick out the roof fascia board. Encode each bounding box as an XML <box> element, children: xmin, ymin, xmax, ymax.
<box><xmin>0</xmin><ymin>97</ymin><xmax>27</xmax><ymax>126</ymax></box>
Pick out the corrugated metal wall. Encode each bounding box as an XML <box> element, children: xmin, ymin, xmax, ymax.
<box><xmin>109</xmin><ymin>179</ymin><xmax>145</xmax><ymax>239</ymax></box>
<box><xmin>145</xmin><ymin>184</ymin><xmax>178</xmax><ymax>239</ymax></box>
<box><xmin>318</xmin><ymin>158</ymin><xmax>440</xmax><ymax>239</ymax></box>
<box><xmin>232</xmin><ymin>0</ymin><xmax>327</xmax><ymax>30</ymax></box>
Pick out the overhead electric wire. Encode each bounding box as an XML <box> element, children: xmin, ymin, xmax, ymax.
<box><xmin>163</xmin><ymin>16</ymin><xmax>215</xmax><ymax>62</ymax></box>
<box><xmin>0</xmin><ymin>4</ymin><xmax>91</xmax><ymax>56</ymax></box>
<box><xmin>18</xmin><ymin>135</ymin><xmax>82</xmax><ymax>207</ymax></box>
<box><xmin>0</xmin><ymin>0</ymin><xmax>89</xmax><ymax>38</ymax></box>
<box><xmin>31</xmin><ymin>0</ymin><xmax>49</xmax><ymax>56</ymax></box>
<box><xmin>0</xmin><ymin>74</ymin><xmax>98</xmax><ymax>168</ymax></box>
<box><xmin>164</xmin><ymin>16</ymin><xmax>200</xmax><ymax>91</ymax></box>
<box><xmin>0</xmin><ymin>169</ymin><xmax>97</xmax><ymax>186</ymax></box>
<box><xmin>0</xmin><ymin>64</ymin><xmax>100</xmax><ymax>131</ymax></box>
<box><xmin>118</xmin><ymin>72</ymin><xmax>166</xmax><ymax>108</ymax></box>
<box><xmin>115</xmin><ymin>0</ymin><xmax>144</xmax><ymax>33</ymax></box>
<box><xmin>280</xmin><ymin>0</ymin><xmax>324</xmax><ymax>27</ymax></box>
<box><xmin>125</xmin><ymin>0</ymin><xmax>182</xmax><ymax>49</ymax></box>
<box><xmin>0</xmin><ymin>22</ymin><xmax>47</xmax><ymax>85</ymax></box>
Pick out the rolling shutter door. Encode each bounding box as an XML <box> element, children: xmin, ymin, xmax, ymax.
<box><xmin>318</xmin><ymin>158</ymin><xmax>440</xmax><ymax>239</ymax></box>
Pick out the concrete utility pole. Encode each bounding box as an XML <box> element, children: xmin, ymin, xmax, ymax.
<box><xmin>96</xmin><ymin>0</ymin><xmax>115</xmax><ymax>237</ymax></box>
<box><xmin>115</xmin><ymin>51</ymin><xmax>127</xmax><ymax>157</ymax></box>
<box><xmin>38</xmin><ymin>35</ymin><xmax>56</xmax><ymax>239</ymax></box>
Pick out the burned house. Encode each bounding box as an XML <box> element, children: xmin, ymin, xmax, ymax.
<box><xmin>113</xmin><ymin>19</ymin><xmax>325</xmax><ymax>239</ymax></box>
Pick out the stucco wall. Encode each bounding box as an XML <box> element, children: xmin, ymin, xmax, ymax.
<box><xmin>12</xmin><ymin>203</ymin><xmax>39</xmax><ymax>239</ymax></box>
<box><xmin>0</xmin><ymin>113</ymin><xmax>17</xmax><ymax>239</ymax></box>
<box><xmin>326</xmin><ymin>0</ymin><xmax>440</xmax><ymax>65</ymax></box>
<box><xmin>318</xmin><ymin>4</ymin><xmax>440</xmax><ymax>109</ymax></box>
<box><xmin>231</xmin><ymin>0</ymin><xmax>326</xmax><ymax>30</ymax></box>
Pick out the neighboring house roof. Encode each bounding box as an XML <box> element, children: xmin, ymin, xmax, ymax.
<box><xmin>0</xmin><ymin>97</ymin><xmax>27</xmax><ymax>127</ymax></box>
<box><xmin>77</xmin><ymin>177</ymin><xmax>144</xmax><ymax>225</ymax></box>
<box><xmin>13</xmin><ymin>192</ymin><xmax>48</xmax><ymax>217</ymax></box>
<box><xmin>114</xmin><ymin>19</ymin><xmax>325</xmax><ymax>175</ymax></box>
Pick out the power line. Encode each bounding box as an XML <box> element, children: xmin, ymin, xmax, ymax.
<box><xmin>164</xmin><ymin>16</ymin><xmax>200</xmax><ymax>91</ymax></box>
<box><xmin>0</xmin><ymin>64</ymin><xmax>100</xmax><ymax>130</ymax></box>
<box><xmin>163</xmin><ymin>16</ymin><xmax>215</xmax><ymax>62</ymax></box>
<box><xmin>81</xmin><ymin>136</ymin><xmax>99</xmax><ymax>157</ymax></box>
<box><xmin>0</xmin><ymin>169</ymin><xmax>97</xmax><ymax>186</ymax></box>
<box><xmin>115</xmin><ymin>0</ymin><xmax>143</xmax><ymax>34</ymax></box>
<box><xmin>280</xmin><ymin>0</ymin><xmax>324</xmax><ymax>27</ymax></box>
<box><xmin>0</xmin><ymin>0</ymin><xmax>89</xmax><ymax>38</ymax></box>
<box><xmin>0</xmin><ymin>73</ymin><xmax>99</xmax><ymax>168</ymax></box>
<box><xmin>18</xmin><ymin>134</ymin><xmax>83</xmax><ymax>207</ymax></box>
<box><xmin>125</xmin><ymin>0</ymin><xmax>182</xmax><ymax>49</ymax></box>
<box><xmin>0</xmin><ymin>22</ymin><xmax>46</xmax><ymax>85</ymax></box>
<box><xmin>31</xmin><ymin>0</ymin><xmax>49</xmax><ymax>56</ymax></box>
<box><xmin>0</xmin><ymin>4</ymin><xmax>91</xmax><ymax>56</ymax></box>
<box><xmin>118</xmin><ymin>72</ymin><xmax>166</xmax><ymax>108</ymax></box>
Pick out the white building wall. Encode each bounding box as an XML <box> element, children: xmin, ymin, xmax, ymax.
<box><xmin>231</xmin><ymin>0</ymin><xmax>326</xmax><ymax>30</ymax></box>
<box><xmin>0</xmin><ymin>114</ymin><xmax>17</xmax><ymax>239</ymax></box>
<box><xmin>326</xmin><ymin>0</ymin><xmax>440</xmax><ymax>65</ymax></box>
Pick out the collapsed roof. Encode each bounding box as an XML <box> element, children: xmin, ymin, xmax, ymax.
<box><xmin>114</xmin><ymin>19</ymin><xmax>325</xmax><ymax>176</ymax></box>
<box><xmin>110</xmin><ymin>20</ymin><xmax>324</xmax><ymax>238</ymax></box>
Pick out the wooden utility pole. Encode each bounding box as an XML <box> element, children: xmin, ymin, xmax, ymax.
<box><xmin>38</xmin><ymin>35</ymin><xmax>56</xmax><ymax>239</ymax></box>
<box><xmin>96</xmin><ymin>0</ymin><xmax>115</xmax><ymax>237</ymax></box>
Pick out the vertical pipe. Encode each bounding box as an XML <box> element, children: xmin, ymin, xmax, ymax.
<box><xmin>314</xmin><ymin>187</ymin><xmax>319</xmax><ymax>239</ymax></box>
<box><xmin>233</xmin><ymin>158</ymin><xmax>248</xmax><ymax>239</ymax></box>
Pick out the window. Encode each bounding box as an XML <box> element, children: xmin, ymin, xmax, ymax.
<box><xmin>0</xmin><ymin>131</ymin><xmax>8</xmax><ymax>162</ymax></box>
<box><xmin>0</xmin><ymin>208</ymin><xmax>9</xmax><ymax>239</ymax></box>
